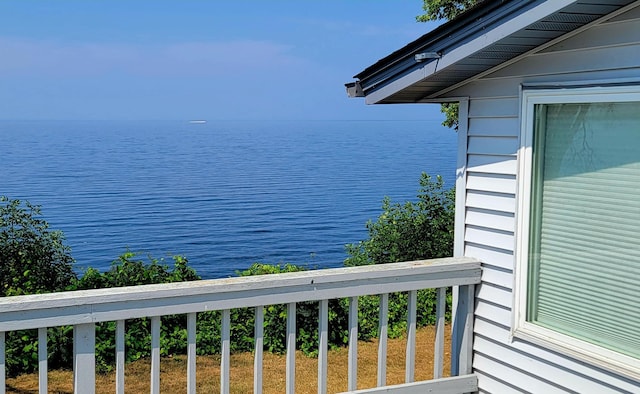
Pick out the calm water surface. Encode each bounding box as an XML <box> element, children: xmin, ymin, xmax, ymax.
<box><xmin>0</xmin><ymin>120</ymin><xmax>457</xmax><ymax>278</ymax></box>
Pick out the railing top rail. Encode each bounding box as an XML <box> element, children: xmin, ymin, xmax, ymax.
<box><xmin>0</xmin><ymin>257</ymin><xmax>481</xmax><ymax>331</ymax></box>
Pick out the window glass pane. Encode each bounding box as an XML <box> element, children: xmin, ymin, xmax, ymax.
<box><xmin>528</xmin><ymin>101</ymin><xmax>640</xmax><ymax>359</ymax></box>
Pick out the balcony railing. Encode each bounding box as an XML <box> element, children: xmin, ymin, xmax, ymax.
<box><xmin>0</xmin><ymin>257</ymin><xmax>480</xmax><ymax>394</ymax></box>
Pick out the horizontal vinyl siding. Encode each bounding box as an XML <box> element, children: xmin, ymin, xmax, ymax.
<box><xmin>465</xmin><ymin>226</ymin><xmax>513</xmax><ymax>251</ymax></box>
<box><xmin>466</xmin><ymin>208</ymin><xmax>514</xmax><ymax>232</ymax></box>
<box><xmin>468</xmin><ymin>136</ymin><xmax>518</xmax><ymax>156</ymax></box>
<box><xmin>479</xmin><ymin>263</ymin><xmax>512</xmax><ymax>289</ymax></box>
<box><xmin>474</xmin><ymin>319</ymin><xmax>640</xmax><ymax>393</ymax></box>
<box><xmin>475</xmin><ymin>282</ymin><xmax>512</xmax><ymax>310</ymax></box>
<box><xmin>452</xmin><ymin>79</ymin><xmax>521</xmax><ymax>100</ymax></box>
<box><xmin>475</xmin><ymin>300</ymin><xmax>511</xmax><ymax>328</ymax></box>
<box><xmin>466</xmin><ymin>190</ymin><xmax>515</xmax><ymax>213</ymax></box>
<box><xmin>473</xmin><ymin>353</ymin><xmax>572</xmax><ymax>394</ymax></box>
<box><xmin>468</xmin><ymin>97</ymin><xmax>520</xmax><ymax>118</ymax></box>
<box><xmin>467</xmin><ymin>156</ymin><xmax>517</xmax><ymax>176</ymax></box>
<box><xmin>456</xmin><ymin>9</ymin><xmax>640</xmax><ymax>392</ymax></box>
<box><xmin>450</xmin><ymin>67</ymin><xmax>640</xmax><ymax>98</ymax></box>
<box><xmin>465</xmin><ymin>243</ymin><xmax>513</xmax><ymax>271</ymax></box>
<box><xmin>475</xmin><ymin>370</ymin><xmax>528</xmax><ymax>394</ymax></box>
<box><xmin>466</xmin><ymin>173</ymin><xmax>516</xmax><ymax>195</ymax></box>
<box><xmin>468</xmin><ymin>117</ymin><xmax>519</xmax><ymax>137</ymax></box>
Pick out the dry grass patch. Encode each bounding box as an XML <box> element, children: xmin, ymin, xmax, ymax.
<box><xmin>7</xmin><ymin>325</ymin><xmax>450</xmax><ymax>393</ymax></box>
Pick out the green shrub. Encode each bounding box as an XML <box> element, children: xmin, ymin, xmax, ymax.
<box><xmin>344</xmin><ymin>173</ymin><xmax>454</xmax><ymax>267</ymax></box>
<box><xmin>0</xmin><ymin>196</ymin><xmax>76</xmax><ymax>297</ymax></box>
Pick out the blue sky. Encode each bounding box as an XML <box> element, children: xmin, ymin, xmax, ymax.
<box><xmin>0</xmin><ymin>1</ymin><xmax>443</xmax><ymax>121</ymax></box>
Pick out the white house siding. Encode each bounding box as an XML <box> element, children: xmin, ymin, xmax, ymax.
<box><xmin>448</xmin><ymin>8</ymin><xmax>640</xmax><ymax>394</ymax></box>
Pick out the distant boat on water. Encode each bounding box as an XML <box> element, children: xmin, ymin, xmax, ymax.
<box><xmin>189</xmin><ymin>120</ymin><xmax>207</xmax><ymax>124</ymax></box>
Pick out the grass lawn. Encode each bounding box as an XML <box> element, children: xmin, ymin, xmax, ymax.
<box><xmin>6</xmin><ymin>325</ymin><xmax>450</xmax><ymax>393</ymax></box>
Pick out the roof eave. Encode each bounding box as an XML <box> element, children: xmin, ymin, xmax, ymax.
<box><xmin>359</xmin><ymin>0</ymin><xmax>578</xmax><ymax>104</ymax></box>
<box><xmin>353</xmin><ymin>0</ymin><xmax>510</xmax><ymax>82</ymax></box>
<box><xmin>348</xmin><ymin>0</ymin><xmax>640</xmax><ymax>104</ymax></box>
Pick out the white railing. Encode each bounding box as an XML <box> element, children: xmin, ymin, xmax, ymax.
<box><xmin>0</xmin><ymin>257</ymin><xmax>481</xmax><ymax>394</ymax></box>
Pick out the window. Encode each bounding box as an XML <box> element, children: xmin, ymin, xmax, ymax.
<box><xmin>515</xmin><ymin>86</ymin><xmax>640</xmax><ymax>378</ymax></box>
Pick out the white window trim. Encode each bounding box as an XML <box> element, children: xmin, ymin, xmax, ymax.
<box><xmin>513</xmin><ymin>85</ymin><xmax>640</xmax><ymax>380</ymax></box>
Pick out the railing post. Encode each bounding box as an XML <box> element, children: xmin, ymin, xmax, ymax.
<box><xmin>318</xmin><ymin>299</ymin><xmax>328</xmax><ymax>394</ymax></box>
<box><xmin>405</xmin><ymin>290</ymin><xmax>417</xmax><ymax>383</ymax></box>
<box><xmin>434</xmin><ymin>287</ymin><xmax>446</xmax><ymax>379</ymax></box>
<box><xmin>286</xmin><ymin>302</ymin><xmax>296</xmax><ymax>394</ymax></box>
<box><xmin>187</xmin><ymin>313</ymin><xmax>197</xmax><ymax>394</ymax></box>
<box><xmin>451</xmin><ymin>284</ymin><xmax>475</xmax><ymax>376</ymax></box>
<box><xmin>348</xmin><ymin>296</ymin><xmax>358</xmax><ymax>391</ymax></box>
<box><xmin>151</xmin><ymin>316</ymin><xmax>161</xmax><ymax>394</ymax></box>
<box><xmin>116</xmin><ymin>320</ymin><xmax>125</xmax><ymax>394</ymax></box>
<box><xmin>254</xmin><ymin>306</ymin><xmax>264</xmax><ymax>394</ymax></box>
<box><xmin>38</xmin><ymin>327</ymin><xmax>47</xmax><ymax>394</ymax></box>
<box><xmin>221</xmin><ymin>309</ymin><xmax>231</xmax><ymax>394</ymax></box>
<box><xmin>74</xmin><ymin>323</ymin><xmax>96</xmax><ymax>394</ymax></box>
<box><xmin>377</xmin><ymin>294</ymin><xmax>388</xmax><ymax>387</ymax></box>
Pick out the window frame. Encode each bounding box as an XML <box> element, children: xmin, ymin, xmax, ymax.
<box><xmin>514</xmin><ymin>85</ymin><xmax>640</xmax><ymax>379</ymax></box>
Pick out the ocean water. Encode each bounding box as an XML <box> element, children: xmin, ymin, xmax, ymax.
<box><xmin>0</xmin><ymin>120</ymin><xmax>457</xmax><ymax>278</ymax></box>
